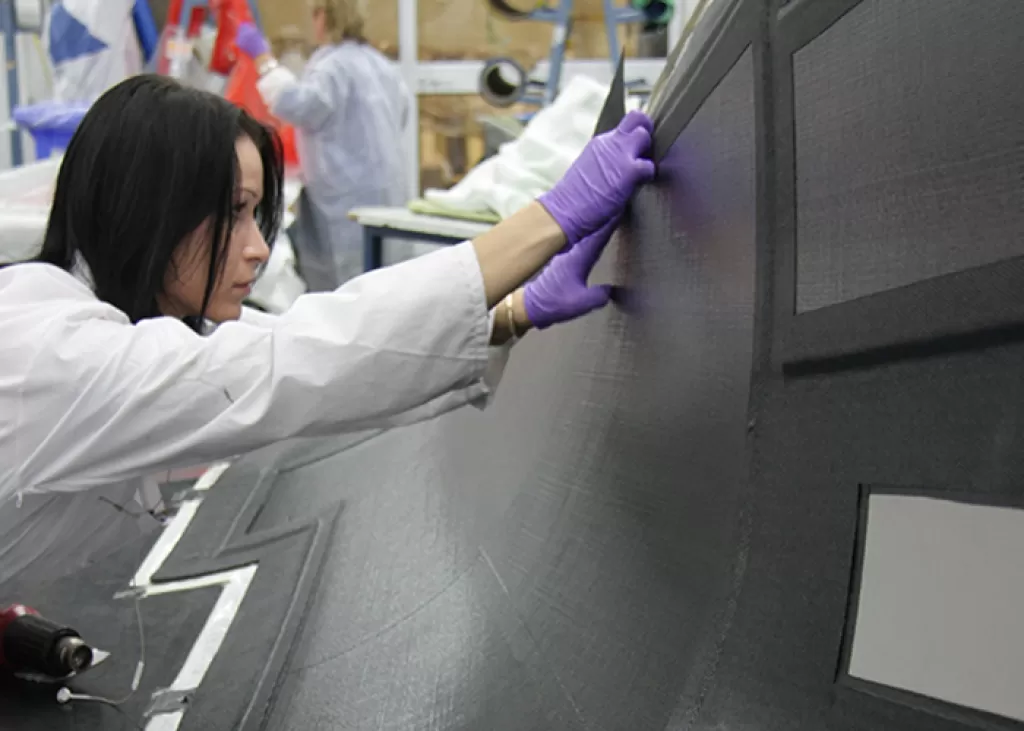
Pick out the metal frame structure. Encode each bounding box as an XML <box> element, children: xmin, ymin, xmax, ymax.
<box><xmin>0</xmin><ymin>0</ymin><xmax>24</xmax><ymax>167</ymax></box>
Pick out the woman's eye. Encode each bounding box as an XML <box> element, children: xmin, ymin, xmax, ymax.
<box><xmin>232</xmin><ymin>204</ymin><xmax>249</xmax><ymax>226</ymax></box>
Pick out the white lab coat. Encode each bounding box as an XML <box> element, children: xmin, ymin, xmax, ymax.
<box><xmin>258</xmin><ymin>42</ymin><xmax>412</xmax><ymax>289</ymax></box>
<box><xmin>0</xmin><ymin>242</ymin><xmax>509</xmax><ymax>584</ymax></box>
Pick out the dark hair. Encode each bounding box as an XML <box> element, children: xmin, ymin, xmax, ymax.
<box><xmin>36</xmin><ymin>74</ymin><xmax>284</xmax><ymax>329</ymax></box>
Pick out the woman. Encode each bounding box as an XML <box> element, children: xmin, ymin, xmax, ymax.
<box><xmin>0</xmin><ymin>75</ymin><xmax>654</xmax><ymax>583</ymax></box>
<box><xmin>235</xmin><ymin>1</ymin><xmax>411</xmax><ymax>290</ymax></box>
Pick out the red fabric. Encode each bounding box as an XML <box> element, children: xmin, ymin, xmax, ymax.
<box><xmin>224</xmin><ymin>54</ymin><xmax>300</xmax><ymax>166</ymax></box>
<box><xmin>165</xmin><ymin>0</ymin><xmax>184</xmax><ymax>26</ymax></box>
<box><xmin>209</xmin><ymin>0</ymin><xmax>251</xmax><ymax>76</ymax></box>
<box><xmin>157</xmin><ymin>0</ymin><xmax>298</xmax><ymax>166</ymax></box>
<box><xmin>186</xmin><ymin>7</ymin><xmax>206</xmax><ymax>36</ymax></box>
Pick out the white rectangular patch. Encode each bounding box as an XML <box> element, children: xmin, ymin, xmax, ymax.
<box><xmin>849</xmin><ymin>492</ymin><xmax>1024</xmax><ymax>721</ymax></box>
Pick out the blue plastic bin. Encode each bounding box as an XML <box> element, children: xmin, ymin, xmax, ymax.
<box><xmin>12</xmin><ymin>102</ymin><xmax>90</xmax><ymax>159</ymax></box>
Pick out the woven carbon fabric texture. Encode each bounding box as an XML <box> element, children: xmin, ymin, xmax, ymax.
<box><xmin>11</xmin><ymin>0</ymin><xmax>1024</xmax><ymax>729</ymax></box>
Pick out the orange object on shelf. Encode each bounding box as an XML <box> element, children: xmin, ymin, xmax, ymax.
<box><xmin>224</xmin><ymin>53</ymin><xmax>300</xmax><ymax>167</ymax></box>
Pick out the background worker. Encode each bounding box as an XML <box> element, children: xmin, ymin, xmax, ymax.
<box><xmin>235</xmin><ymin>1</ymin><xmax>411</xmax><ymax>291</ymax></box>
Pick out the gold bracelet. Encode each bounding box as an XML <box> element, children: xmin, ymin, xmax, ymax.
<box><xmin>505</xmin><ymin>293</ymin><xmax>520</xmax><ymax>342</ymax></box>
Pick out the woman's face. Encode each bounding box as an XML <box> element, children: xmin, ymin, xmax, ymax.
<box><xmin>159</xmin><ymin>135</ymin><xmax>270</xmax><ymax>323</ymax></box>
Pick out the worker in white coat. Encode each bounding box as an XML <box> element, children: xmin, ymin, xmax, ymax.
<box><xmin>235</xmin><ymin>1</ymin><xmax>410</xmax><ymax>290</ymax></box>
<box><xmin>0</xmin><ymin>75</ymin><xmax>655</xmax><ymax>584</ymax></box>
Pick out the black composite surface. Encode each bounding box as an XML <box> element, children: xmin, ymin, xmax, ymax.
<box><xmin>6</xmin><ymin>0</ymin><xmax>1024</xmax><ymax>728</ymax></box>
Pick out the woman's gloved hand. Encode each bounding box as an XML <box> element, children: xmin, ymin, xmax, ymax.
<box><xmin>236</xmin><ymin>22</ymin><xmax>271</xmax><ymax>58</ymax></box>
<box><xmin>523</xmin><ymin>217</ymin><xmax>621</xmax><ymax>329</ymax></box>
<box><xmin>538</xmin><ymin>110</ymin><xmax>655</xmax><ymax>246</ymax></box>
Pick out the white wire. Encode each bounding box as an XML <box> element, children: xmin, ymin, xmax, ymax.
<box><xmin>56</xmin><ymin>593</ymin><xmax>145</xmax><ymax>707</ymax></box>
<box><xmin>57</xmin><ymin>498</ymin><xmax>149</xmax><ymax>709</ymax></box>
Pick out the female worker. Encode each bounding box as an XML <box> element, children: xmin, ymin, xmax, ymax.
<box><xmin>235</xmin><ymin>1</ymin><xmax>411</xmax><ymax>290</ymax></box>
<box><xmin>0</xmin><ymin>75</ymin><xmax>654</xmax><ymax>583</ymax></box>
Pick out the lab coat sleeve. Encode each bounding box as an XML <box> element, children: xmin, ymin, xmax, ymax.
<box><xmin>257</xmin><ymin>65</ymin><xmax>335</xmax><ymax>133</ymax></box>
<box><xmin>18</xmin><ymin>242</ymin><xmax>509</xmax><ymax>494</ymax></box>
<box><xmin>237</xmin><ymin>306</ymin><xmax>512</xmax><ymax>427</ymax></box>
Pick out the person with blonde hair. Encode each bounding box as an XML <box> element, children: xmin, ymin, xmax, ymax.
<box><xmin>236</xmin><ymin>1</ymin><xmax>410</xmax><ymax>291</ymax></box>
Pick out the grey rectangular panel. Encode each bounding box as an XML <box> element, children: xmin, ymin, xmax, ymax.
<box><xmin>848</xmin><ymin>491</ymin><xmax>1024</xmax><ymax>722</ymax></box>
<box><xmin>792</xmin><ymin>0</ymin><xmax>1024</xmax><ymax>313</ymax></box>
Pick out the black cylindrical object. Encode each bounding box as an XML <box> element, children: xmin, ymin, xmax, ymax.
<box><xmin>479</xmin><ymin>57</ymin><xmax>529</xmax><ymax>108</ymax></box>
<box><xmin>2</xmin><ymin>614</ymin><xmax>93</xmax><ymax>678</ymax></box>
<box><xmin>486</xmin><ymin>0</ymin><xmax>536</xmax><ymax>19</ymax></box>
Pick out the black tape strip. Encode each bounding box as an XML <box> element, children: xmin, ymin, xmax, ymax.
<box><xmin>594</xmin><ymin>54</ymin><xmax>626</xmax><ymax>136</ymax></box>
<box><xmin>837</xmin><ymin>677</ymin><xmax>1023</xmax><ymax>731</ymax></box>
<box><xmin>776</xmin><ymin>0</ymin><xmax>864</xmax><ymax>48</ymax></box>
<box><xmin>646</xmin><ymin>0</ymin><xmax>712</xmax><ymax>116</ymax></box>
<box><xmin>861</xmin><ymin>483</ymin><xmax>1024</xmax><ymax>512</ymax></box>
<box><xmin>778</xmin><ymin>261</ymin><xmax>1024</xmax><ymax>376</ymax></box>
<box><xmin>834</xmin><ymin>482</ymin><xmax>871</xmax><ymax>685</ymax></box>
<box><xmin>651</xmin><ymin>0</ymin><xmax>760</xmax><ymax>161</ymax></box>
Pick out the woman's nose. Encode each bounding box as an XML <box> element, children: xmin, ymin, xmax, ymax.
<box><xmin>245</xmin><ymin>229</ymin><xmax>271</xmax><ymax>264</ymax></box>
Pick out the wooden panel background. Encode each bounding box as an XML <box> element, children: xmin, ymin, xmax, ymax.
<box><xmin>254</xmin><ymin>0</ymin><xmax>639</xmax><ymax>190</ymax></box>
<box><xmin>257</xmin><ymin>0</ymin><xmax>636</xmax><ymax>63</ymax></box>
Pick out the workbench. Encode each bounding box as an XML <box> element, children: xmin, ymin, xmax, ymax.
<box><xmin>349</xmin><ymin>206</ymin><xmax>494</xmax><ymax>272</ymax></box>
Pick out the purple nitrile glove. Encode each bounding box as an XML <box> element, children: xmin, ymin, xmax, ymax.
<box><xmin>523</xmin><ymin>216</ymin><xmax>622</xmax><ymax>330</ymax></box>
<box><xmin>236</xmin><ymin>22</ymin><xmax>271</xmax><ymax>58</ymax></box>
<box><xmin>538</xmin><ymin>109</ymin><xmax>655</xmax><ymax>246</ymax></box>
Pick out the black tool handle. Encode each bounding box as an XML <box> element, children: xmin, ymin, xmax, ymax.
<box><xmin>3</xmin><ymin>614</ymin><xmax>92</xmax><ymax>677</ymax></box>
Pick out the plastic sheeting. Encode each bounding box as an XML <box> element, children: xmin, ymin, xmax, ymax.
<box><xmin>0</xmin><ymin>157</ymin><xmax>61</xmax><ymax>264</ymax></box>
<box><xmin>10</xmin><ymin>100</ymin><xmax>89</xmax><ymax>130</ymax></box>
<box><xmin>45</xmin><ymin>0</ymin><xmax>143</xmax><ymax>102</ymax></box>
<box><xmin>423</xmin><ymin>75</ymin><xmax>611</xmax><ymax>219</ymax></box>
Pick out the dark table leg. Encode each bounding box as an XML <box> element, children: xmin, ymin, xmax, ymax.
<box><xmin>361</xmin><ymin>226</ymin><xmax>470</xmax><ymax>273</ymax></box>
<box><xmin>363</xmin><ymin>228</ymin><xmax>384</xmax><ymax>272</ymax></box>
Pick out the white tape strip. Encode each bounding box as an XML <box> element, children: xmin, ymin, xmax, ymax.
<box><xmin>163</xmin><ymin>566</ymin><xmax>258</xmax><ymax>690</ymax></box>
<box><xmin>132</xmin><ymin>462</ymin><xmax>230</xmax><ymax>588</ymax></box>
<box><xmin>192</xmin><ymin>462</ymin><xmax>231</xmax><ymax>492</ymax></box>
<box><xmin>113</xmin><ymin>461</ymin><xmax>261</xmax><ymax>731</ymax></box>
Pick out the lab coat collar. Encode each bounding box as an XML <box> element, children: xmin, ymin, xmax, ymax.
<box><xmin>71</xmin><ymin>252</ymin><xmax>96</xmax><ymax>292</ymax></box>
